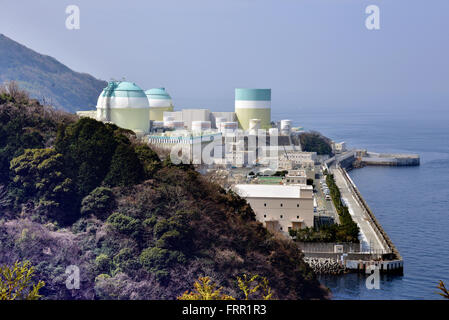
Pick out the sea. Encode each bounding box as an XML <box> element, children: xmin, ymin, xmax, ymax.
<box><xmin>273</xmin><ymin>108</ymin><xmax>449</xmax><ymax>300</ymax></box>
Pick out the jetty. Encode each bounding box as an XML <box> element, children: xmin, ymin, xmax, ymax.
<box><xmin>301</xmin><ymin>149</ymin><xmax>413</xmax><ymax>274</ymax></box>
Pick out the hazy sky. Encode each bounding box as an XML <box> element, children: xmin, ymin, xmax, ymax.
<box><xmin>1</xmin><ymin>0</ymin><xmax>449</xmax><ymax>113</ymax></box>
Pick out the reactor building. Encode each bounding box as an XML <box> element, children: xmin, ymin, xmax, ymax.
<box><xmin>96</xmin><ymin>81</ymin><xmax>150</xmax><ymax>134</ymax></box>
<box><xmin>145</xmin><ymin>87</ymin><xmax>174</xmax><ymax>121</ymax></box>
<box><xmin>78</xmin><ymin>82</ymin><xmax>292</xmax><ymax>141</ymax></box>
<box><xmin>234</xmin><ymin>88</ymin><xmax>271</xmax><ymax>130</ymax></box>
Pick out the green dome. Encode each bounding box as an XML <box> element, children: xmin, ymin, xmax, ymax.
<box><xmin>145</xmin><ymin>88</ymin><xmax>172</xmax><ymax>100</ymax></box>
<box><xmin>101</xmin><ymin>81</ymin><xmax>147</xmax><ymax>98</ymax></box>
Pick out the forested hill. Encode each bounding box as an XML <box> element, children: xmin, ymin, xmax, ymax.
<box><xmin>0</xmin><ymin>87</ymin><xmax>328</xmax><ymax>300</ymax></box>
<box><xmin>0</xmin><ymin>34</ymin><xmax>106</xmax><ymax>112</ymax></box>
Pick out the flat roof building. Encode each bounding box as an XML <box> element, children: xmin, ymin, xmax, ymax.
<box><xmin>234</xmin><ymin>184</ymin><xmax>314</xmax><ymax>237</ymax></box>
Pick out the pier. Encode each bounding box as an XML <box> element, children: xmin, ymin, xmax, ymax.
<box><xmin>326</xmin><ymin>150</ymin><xmax>420</xmax><ymax>169</ymax></box>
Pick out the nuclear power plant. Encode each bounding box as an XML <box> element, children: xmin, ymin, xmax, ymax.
<box><xmin>77</xmin><ymin>80</ymin><xmax>303</xmax><ymax>167</ymax></box>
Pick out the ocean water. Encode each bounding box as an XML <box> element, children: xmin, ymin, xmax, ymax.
<box><xmin>274</xmin><ymin>109</ymin><xmax>449</xmax><ymax>300</ymax></box>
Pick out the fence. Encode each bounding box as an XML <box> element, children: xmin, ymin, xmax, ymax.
<box><xmin>296</xmin><ymin>242</ymin><xmax>361</xmax><ymax>253</ymax></box>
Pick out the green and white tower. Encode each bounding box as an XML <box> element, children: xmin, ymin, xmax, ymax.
<box><xmin>235</xmin><ymin>88</ymin><xmax>271</xmax><ymax>130</ymax></box>
<box><xmin>145</xmin><ymin>88</ymin><xmax>174</xmax><ymax>121</ymax></box>
<box><xmin>96</xmin><ymin>81</ymin><xmax>150</xmax><ymax>134</ymax></box>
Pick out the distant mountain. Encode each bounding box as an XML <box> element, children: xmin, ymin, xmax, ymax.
<box><xmin>0</xmin><ymin>34</ymin><xmax>106</xmax><ymax>112</ymax></box>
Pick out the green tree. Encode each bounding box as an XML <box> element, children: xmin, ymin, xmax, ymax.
<box><xmin>133</xmin><ymin>144</ymin><xmax>161</xmax><ymax>179</ymax></box>
<box><xmin>0</xmin><ymin>261</ymin><xmax>45</xmax><ymax>300</ymax></box>
<box><xmin>55</xmin><ymin>117</ymin><xmax>118</xmax><ymax>197</ymax></box>
<box><xmin>81</xmin><ymin>187</ymin><xmax>116</xmax><ymax>220</ymax></box>
<box><xmin>299</xmin><ymin>131</ymin><xmax>332</xmax><ymax>155</ymax></box>
<box><xmin>103</xmin><ymin>144</ymin><xmax>144</xmax><ymax>187</ymax></box>
<box><xmin>107</xmin><ymin>212</ymin><xmax>141</xmax><ymax>237</ymax></box>
<box><xmin>9</xmin><ymin>148</ymin><xmax>76</xmax><ymax>223</ymax></box>
<box><xmin>95</xmin><ymin>254</ymin><xmax>112</xmax><ymax>274</ymax></box>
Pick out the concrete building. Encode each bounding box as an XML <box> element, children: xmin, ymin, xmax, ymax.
<box><xmin>211</xmin><ymin>112</ymin><xmax>236</xmax><ymax>128</ymax></box>
<box><xmin>96</xmin><ymin>81</ymin><xmax>150</xmax><ymax>134</ymax></box>
<box><xmin>283</xmin><ymin>170</ymin><xmax>307</xmax><ymax>185</ymax></box>
<box><xmin>146</xmin><ymin>88</ymin><xmax>174</xmax><ymax>121</ymax></box>
<box><xmin>332</xmin><ymin>141</ymin><xmax>347</xmax><ymax>154</ymax></box>
<box><xmin>279</xmin><ymin>151</ymin><xmax>317</xmax><ymax>170</ymax></box>
<box><xmin>234</xmin><ymin>184</ymin><xmax>314</xmax><ymax>236</ymax></box>
<box><xmin>235</xmin><ymin>88</ymin><xmax>271</xmax><ymax>130</ymax></box>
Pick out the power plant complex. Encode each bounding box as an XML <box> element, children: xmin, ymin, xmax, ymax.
<box><xmin>77</xmin><ymin>81</ymin><xmax>408</xmax><ymax>273</ymax></box>
<box><xmin>77</xmin><ymin>81</ymin><xmax>303</xmax><ymax>168</ymax></box>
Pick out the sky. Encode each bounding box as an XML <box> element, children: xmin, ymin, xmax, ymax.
<box><xmin>1</xmin><ymin>0</ymin><xmax>449</xmax><ymax>113</ymax></box>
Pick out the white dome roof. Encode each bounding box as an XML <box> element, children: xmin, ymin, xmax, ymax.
<box><xmin>97</xmin><ymin>81</ymin><xmax>149</xmax><ymax>109</ymax></box>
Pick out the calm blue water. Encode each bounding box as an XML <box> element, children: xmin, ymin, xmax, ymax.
<box><xmin>274</xmin><ymin>109</ymin><xmax>449</xmax><ymax>300</ymax></box>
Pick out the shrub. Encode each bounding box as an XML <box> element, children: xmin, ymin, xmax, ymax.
<box><xmin>55</xmin><ymin>117</ymin><xmax>118</xmax><ymax>197</ymax></box>
<box><xmin>178</xmin><ymin>277</ymin><xmax>235</xmax><ymax>300</ymax></box>
<box><xmin>81</xmin><ymin>187</ymin><xmax>115</xmax><ymax>220</ymax></box>
<box><xmin>103</xmin><ymin>144</ymin><xmax>144</xmax><ymax>187</ymax></box>
<box><xmin>133</xmin><ymin>144</ymin><xmax>161</xmax><ymax>179</ymax></box>
<box><xmin>9</xmin><ymin>148</ymin><xmax>77</xmax><ymax>224</ymax></box>
<box><xmin>112</xmin><ymin>248</ymin><xmax>141</xmax><ymax>274</ymax></box>
<box><xmin>107</xmin><ymin>212</ymin><xmax>141</xmax><ymax>238</ymax></box>
<box><xmin>140</xmin><ymin>247</ymin><xmax>169</xmax><ymax>272</ymax></box>
<box><xmin>95</xmin><ymin>254</ymin><xmax>112</xmax><ymax>274</ymax></box>
<box><xmin>0</xmin><ymin>260</ymin><xmax>45</xmax><ymax>300</ymax></box>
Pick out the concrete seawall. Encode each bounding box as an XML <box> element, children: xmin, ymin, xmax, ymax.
<box><xmin>338</xmin><ymin>167</ymin><xmax>403</xmax><ymax>274</ymax></box>
<box><xmin>338</xmin><ymin>168</ymin><xmax>402</xmax><ymax>260</ymax></box>
<box><xmin>359</xmin><ymin>151</ymin><xmax>420</xmax><ymax>167</ymax></box>
<box><xmin>310</xmin><ymin>156</ymin><xmax>404</xmax><ymax>274</ymax></box>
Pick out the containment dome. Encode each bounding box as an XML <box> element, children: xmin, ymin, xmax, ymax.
<box><xmin>96</xmin><ymin>81</ymin><xmax>150</xmax><ymax>133</ymax></box>
<box><xmin>145</xmin><ymin>87</ymin><xmax>174</xmax><ymax>121</ymax></box>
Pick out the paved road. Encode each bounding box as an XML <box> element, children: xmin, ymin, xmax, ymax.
<box><xmin>314</xmin><ymin>171</ymin><xmax>339</xmax><ymax>223</ymax></box>
<box><xmin>331</xmin><ymin>168</ymin><xmax>386</xmax><ymax>253</ymax></box>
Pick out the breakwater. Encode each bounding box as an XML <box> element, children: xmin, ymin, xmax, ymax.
<box><xmin>316</xmin><ymin>154</ymin><xmax>405</xmax><ymax>274</ymax></box>
<box><xmin>326</xmin><ymin>150</ymin><xmax>420</xmax><ymax>169</ymax></box>
<box><xmin>357</xmin><ymin>150</ymin><xmax>420</xmax><ymax>167</ymax></box>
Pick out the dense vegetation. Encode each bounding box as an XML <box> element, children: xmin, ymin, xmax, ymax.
<box><xmin>297</xmin><ymin>131</ymin><xmax>333</xmax><ymax>155</ymax></box>
<box><xmin>0</xmin><ymin>87</ymin><xmax>327</xmax><ymax>300</ymax></box>
<box><xmin>290</xmin><ymin>174</ymin><xmax>359</xmax><ymax>243</ymax></box>
<box><xmin>0</xmin><ymin>34</ymin><xmax>106</xmax><ymax>112</ymax></box>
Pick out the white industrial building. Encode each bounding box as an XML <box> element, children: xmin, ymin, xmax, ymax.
<box><xmin>234</xmin><ymin>184</ymin><xmax>315</xmax><ymax>236</ymax></box>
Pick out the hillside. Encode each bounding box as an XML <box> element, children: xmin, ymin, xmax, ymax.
<box><xmin>0</xmin><ymin>34</ymin><xmax>106</xmax><ymax>112</ymax></box>
<box><xmin>0</xmin><ymin>87</ymin><xmax>328</xmax><ymax>300</ymax></box>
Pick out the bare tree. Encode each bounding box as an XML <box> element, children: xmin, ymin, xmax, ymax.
<box><xmin>0</xmin><ymin>81</ymin><xmax>29</xmax><ymax>102</ymax></box>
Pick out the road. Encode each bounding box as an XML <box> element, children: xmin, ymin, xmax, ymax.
<box><xmin>314</xmin><ymin>168</ymin><xmax>339</xmax><ymax>223</ymax></box>
<box><xmin>331</xmin><ymin>167</ymin><xmax>387</xmax><ymax>254</ymax></box>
